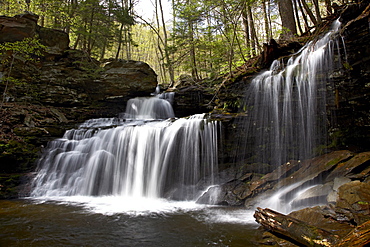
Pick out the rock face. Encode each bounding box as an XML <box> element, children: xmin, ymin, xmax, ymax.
<box><xmin>0</xmin><ymin>13</ymin><xmax>38</xmax><ymax>42</ymax></box>
<box><xmin>0</xmin><ymin>13</ymin><xmax>158</xmax><ymax>198</ymax></box>
<box><xmin>198</xmin><ymin>150</ymin><xmax>370</xmax><ymax>207</ymax></box>
<box><xmin>0</xmin><ymin>13</ymin><xmax>70</xmax><ymax>56</ymax></box>
<box><xmin>101</xmin><ymin>60</ymin><xmax>158</xmax><ymax>98</ymax></box>
<box><xmin>38</xmin><ymin>27</ymin><xmax>69</xmax><ymax>55</ymax></box>
<box><xmin>330</xmin><ymin>2</ymin><xmax>370</xmax><ymax>151</ymax></box>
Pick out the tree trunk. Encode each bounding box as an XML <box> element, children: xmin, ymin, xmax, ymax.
<box><xmin>293</xmin><ymin>0</ymin><xmax>303</xmax><ymax>35</ymax></box>
<box><xmin>158</xmin><ymin>0</ymin><xmax>175</xmax><ymax>86</ymax></box>
<box><xmin>247</xmin><ymin>5</ymin><xmax>259</xmax><ymax>56</ymax></box>
<box><xmin>312</xmin><ymin>0</ymin><xmax>322</xmax><ymax>24</ymax></box>
<box><xmin>278</xmin><ymin>0</ymin><xmax>297</xmax><ymax>38</ymax></box>
<box><xmin>300</xmin><ymin>0</ymin><xmax>318</xmax><ymax>26</ymax></box>
<box><xmin>241</xmin><ymin>8</ymin><xmax>251</xmax><ymax>56</ymax></box>
<box><xmin>115</xmin><ymin>23</ymin><xmax>124</xmax><ymax>59</ymax></box>
<box><xmin>255</xmin><ymin>207</ymin><xmax>370</xmax><ymax>247</ymax></box>
<box><xmin>188</xmin><ymin>22</ymin><xmax>199</xmax><ymax>80</ymax></box>
<box><xmin>262</xmin><ymin>0</ymin><xmax>270</xmax><ymax>41</ymax></box>
<box><xmin>297</xmin><ymin>0</ymin><xmax>310</xmax><ymax>33</ymax></box>
<box><xmin>254</xmin><ymin>207</ymin><xmax>338</xmax><ymax>246</ymax></box>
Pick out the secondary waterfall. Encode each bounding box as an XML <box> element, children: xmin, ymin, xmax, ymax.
<box><xmin>238</xmin><ymin>20</ymin><xmax>342</xmax><ymax>169</ymax></box>
<box><xmin>31</xmin><ymin>96</ymin><xmax>219</xmax><ymax>202</ymax></box>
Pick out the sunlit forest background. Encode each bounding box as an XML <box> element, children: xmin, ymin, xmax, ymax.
<box><xmin>0</xmin><ymin>0</ymin><xmax>339</xmax><ymax>85</ymax></box>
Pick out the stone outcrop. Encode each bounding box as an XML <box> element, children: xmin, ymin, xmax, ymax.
<box><xmin>0</xmin><ymin>13</ymin><xmax>38</xmax><ymax>43</ymax></box>
<box><xmin>0</xmin><ymin>13</ymin><xmax>70</xmax><ymax>56</ymax></box>
<box><xmin>197</xmin><ymin>150</ymin><xmax>370</xmax><ymax>207</ymax></box>
<box><xmin>328</xmin><ymin>2</ymin><xmax>370</xmax><ymax>152</ymax></box>
<box><xmin>0</xmin><ymin>13</ymin><xmax>158</xmax><ymax>198</ymax></box>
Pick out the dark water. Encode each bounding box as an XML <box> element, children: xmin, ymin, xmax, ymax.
<box><xmin>0</xmin><ymin>199</ymin><xmax>262</xmax><ymax>247</ymax></box>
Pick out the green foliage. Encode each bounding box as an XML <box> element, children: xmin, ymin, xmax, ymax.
<box><xmin>0</xmin><ymin>38</ymin><xmax>46</xmax><ymax>63</ymax></box>
<box><xmin>0</xmin><ymin>174</ymin><xmax>22</xmax><ymax>199</ymax></box>
<box><xmin>358</xmin><ymin>201</ymin><xmax>369</xmax><ymax>205</ymax></box>
<box><xmin>0</xmin><ymin>38</ymin><xmax>45</xmax><ymax>107</ymax></box>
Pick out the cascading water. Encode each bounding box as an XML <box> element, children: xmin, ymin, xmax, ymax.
<box><xmin>235</xmin><ymin>20</ymin><xmax>344</xmax><ymax>213</ymax></box>
<box><xmin>238</xmin><ymin>20</ymin><xmax>342</xmax><ymax>170</ymax></box>
<box><xmin>31</xmin><ymin>96</ymin><xmax>219</xmax><ymax>204</ymax></box>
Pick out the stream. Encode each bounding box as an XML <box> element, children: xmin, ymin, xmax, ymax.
<box><xmin>0</xmin><ymin>199</ymin><xmax>261</xmax><ymax>247</ymax></box>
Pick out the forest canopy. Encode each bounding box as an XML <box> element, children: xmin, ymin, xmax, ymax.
<box><xmin>0</xmin><ymin>0</ymin><xmax>341</xmax><ymax>85</ymax></box>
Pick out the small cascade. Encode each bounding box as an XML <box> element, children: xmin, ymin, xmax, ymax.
<box><xmin>31</xmin><ymin>97</ymin><xmax>219</xmax><ymax>202</ymax></box>
<box><xmin>123</xmin><ymin>97</ymin><xmax>175</xmax><ymax>120</ymax></box>
<box><xmin>238</xmin><ymin>20</ymin><xmax>342</xmax><ymax>169</ymax></box>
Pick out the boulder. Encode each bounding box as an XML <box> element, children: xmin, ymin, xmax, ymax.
<box><xmin>209</xmin><ymin>150</ymin><xmax>370</xmax><ymax>210</ymax></box>
<box><xmin>101</xmin><ymin>60</ymin><xmax>158</xmax><ymax>97</ymax></box>
<box><xmin>336</xmin><ymin>181</ymin><xmax>370</xmax><ymax>225</ymax></box>
<box><xmin>0</xmin><ymin>13</ymin><xmax>69</xmax><ymax>56</ymax></box>
<box><xmin>38</xmin><ymin>27</ymin><xmax>69</xmax><ymax>55</ymax></box>
<box><xmin>290</xmin><ymin>183</ymin><xmax>333</xmax><ymax>208</ymax></box>
<box><xmin>0</xmin><ymin>13</ymin><xmax>38</xmax><ymax>42</ymax></box>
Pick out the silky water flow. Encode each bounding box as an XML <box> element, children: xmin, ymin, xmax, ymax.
<box><xmin>12</xmin><ymin>20</ymin><xmax>346</xmax><ymax>247</ymax></box>
<box><xmin>31</xmin><ymin>95</ymin><xmax>219</xmax><ymax>203</ymax></box>
<box><xmin>238</xmin><ymin>19</ymin><xmax>343</xmax><ymax>213</ymax></box>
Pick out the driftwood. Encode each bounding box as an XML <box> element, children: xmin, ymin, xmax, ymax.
<box><xmin>254</xmin><ymin>207</ymin><xmax>370</xmax><ymax>247</ymax></box>
<box><xmin>337</xmin><ymin>220</ymin><xmax>370</xmax><ymax>246</ymax></box>
<box><xmin>254</xmin><ymin>207</ymin><xmax>338</xmax><ymax>246</ymax></box>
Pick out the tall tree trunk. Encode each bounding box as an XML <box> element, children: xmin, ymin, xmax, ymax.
<box><xmin>293</xmin><ymin>0</ymin><xmax>303</xmax><ymax>35</ymax></box>
<box><xmin>312</xmin><ymin>0</ymin><xmax>322</xmax><ymax>24</ymax></box>
<box><xmin>325</xmin><ymin>0</ymin><xmax>332</xmax><ymax>15</ymax></box>
<box><xmin>297</xmin><ymin>0</ymin><xmax>310</xmax><ymax>33</ymax></box>
<box><xmin>87</xmin><ymin>6</ymin><xmax>95</xmax><ymax>56</ymax></box>
<box><xmin>189</xmin><ymin>22</ymin><xmax>199</xmax><ymax>80</ymax></box>
<box><xmin>124</xmin><ymin>27</ymin><xmax>131</xmax><ymax>60</ymax></box>
<box><xmin>115</xmin><ymin>23</ymin><xmax>124</xmax><ymax>59</ymax></box>
<box><xmin>247</xmin><ymin>5</ymin><xmax>259</xmax><ymax>56</ymax></box>
<box><xmin>100</xmin><ymin>40</ymin><xmax>106</xmax><ymax>61</ymax></box>
<box><xmin>241</xmin><ymin>8</ymin><xmax>251</xmax><ymax>56</ymax></box>
<box><xmin>300</xmin><ymin>0</ymin><xmax>318</xmax><ymax>26</ymax></box>
<box><xmin>278</xmin><ymin>0</ymin><xmax>297</xmax><ymax>38</ymax></box>
<box><xmin>262</xmin><ymin>0</ymin><xmax>270</xmax><ymax>41</ymax></box>
<box><xmin>158</xmin><ymin>0</ymin><xmax>175</xmax><ymax>86</ymax></box>
<box><xmin>154</xmin><ymin>0</ymin><xmax>166</xmax><ymax>82</ymax></box>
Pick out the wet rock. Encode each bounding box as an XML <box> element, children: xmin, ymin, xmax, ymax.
<box><xmin>327</xmin><ymin>177</ymin><xmax>352</xmax><ymax>203</ymax></box>
<box><xmin>336</xmin><ymin>180</ymin><xmax>370</xmax><ymax>225</ymax></box>
<box><xmin>213</xmin><ymin>150</ymin><xmax>370</xmax><ymax>211</ymax></box>
<box><xmin>326</xmin><ymin>152</ymin><xmax>370</xmax><ymax>181</ymax></box>
<box><xmin>196</xmin><ymin>185</ymin><xmax>222</xmax><ymax>205</ymax></box>
<box><xmin>290</xmin><ymin>183</ymin><xmax>333</xmax><ymax>208</ymax></box>
<box><xmin>274</xmin><ymin>150</ymin><xmax>353</xmax><ymax>190</ymax></box>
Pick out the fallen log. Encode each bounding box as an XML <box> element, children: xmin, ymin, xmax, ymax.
<box><xmin>337</xmin><ymin>220</ymin><xmax>370</xmax><ymax>246</ymax></box>
<box><xmin>254</xmin><ymin>207</ymin><xmax>338</xmax><ymax>246</ymax></box>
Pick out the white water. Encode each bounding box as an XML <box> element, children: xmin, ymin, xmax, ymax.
<box><xmin>124</xmin><ymin>97</ymin><xmax>175</xmax><ymax>120</ymax></box>
<box><xmin>241</xmin><ymin>20</ymin><xmax>343</xmax><ymax>214</ymax></box>
<box><xmin>31</xmin><ymin>21</ymin><xmax>343</xmax><ymax>220</ymax></box>
<box><xmin>239</xmin><ymin>20</ymin><xmax>342</xmax><ymax>168</ymax></box>
<box><xmin>31</xmin><ymin>97</ymin><xmax>219</xmax><ymax>216</ymax></box>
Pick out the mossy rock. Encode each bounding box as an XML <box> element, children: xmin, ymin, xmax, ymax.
<box><xmin>0</xmin><ymin>140</ymin><xmax>38</xmax><ymax>173</ymax></box>
<box><xmin>0</xmin><ymin>174</ymin><xmax>22</xmax><ymax>199</ymax></box>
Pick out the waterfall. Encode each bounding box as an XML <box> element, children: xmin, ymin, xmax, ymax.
<box><xmin>31</xmin><ymin>97</ymin><xmax>219</xmax><ymax>202</ymax></box>
<box><xmin>238</xmin><ymin>20</ymin><xmax>342</xmax><ymax>169</ymax></box>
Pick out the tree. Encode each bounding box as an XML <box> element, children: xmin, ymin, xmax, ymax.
<box><xmin>0</xmin><ymin>0</ymin><xmax>335</xmax><ymax>84</ymax></box>
<box><xmin>0</xmin><ymin>38</ymin><xmax>45</xmax><ymax>109</ymax></box>
<box><xmin>278</xmin><ymin>0</ymin><xmax>297</xmax><ymax>38</ymax></box>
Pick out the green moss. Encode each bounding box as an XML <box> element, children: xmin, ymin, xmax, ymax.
<box><xmin>0</xmin><ymin>174</ymin><xmax>22</xmax><ymax>199</ymax></box>
<box><xmin>0</xmin><ymin>140</ymin><xmax>38</xmax><ymax>173</ymax></box>
<box><xmin>343</xmin><ymin>62</ymin><xmax>353</xmax><ymax>70</ymax></box>
<box><xmin>357</xmin><ymin>201</ymin><xmax>369</xmax><ymax>205</ymax></box>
